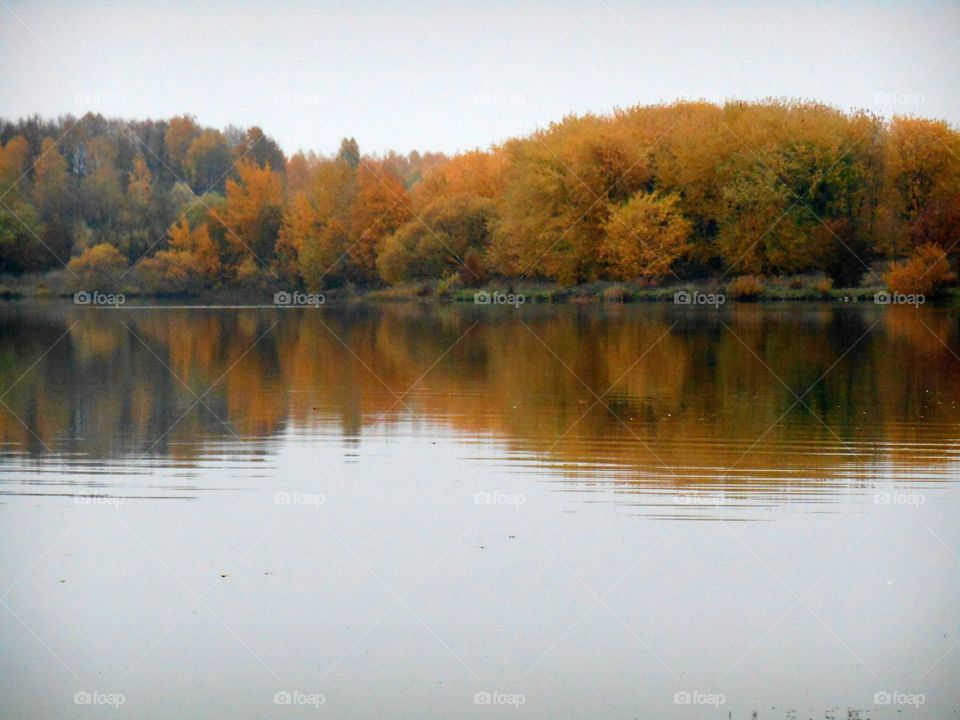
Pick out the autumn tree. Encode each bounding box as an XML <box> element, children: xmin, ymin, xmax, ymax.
<box><xmin>373</xmin><ymin>149</ymin><xmax>507</xmax><ymax>285</ymax></box>
<box><xmin>279</xmin><ymin>158</ymin><xmax>356</xmax><ymax>288</ymax></box>
<box><xmin>337</xmin><ymin>138</ymin><xmax>360</xmax><ymax>170</ymax></box>
<box><xmin>127</xmin><ymin>153</ymin><xmax>152</xmax><ymax>206</ymax></box>
<box><xmin>234</xmin><ymin>126</ymin><xmax>286</xmax><ymax>172</ymax></box>
<box><xmin>81</xmin><ymin>136</ymin><xmax>124</xmax><ymax>243</ymax></box>
<box><xmin>216</xmin><ymin>159</ymin><xmax>284</xmax><ymax>272</ymax></box>
<box><xmin>492</xmin><ymin>116</ymin><xmax>652</xmax><ymax>284</ymax></box>
<box><xmin>186</xmin><ymin>130</ymin><xmax>231</xmax><ymax>193</ymax></box>
<box><xmin>707</xmin><ymin>102</ymin><xmax>883</xmax><ymax>278</ymax></box>
<box><xmin>286</xmin><ymin>151</ymin><xmax>312</xmax><ymax>198</ymax></box>
<box><xmin>168</xmin><ymin>218</ymin><xmax>220</xmax><ymax>277</ymax></box>
<box><xmin>600</xmin><ymin>192</ymin><xmax>690</xmax><ymax>279</ymax></box>
<box><xmin>412</xmin><ymin>149</ymin><xmax>507</xmax><ymax>203</ymax></box>
<box><xmin>32</xmin><ymin>136</ymin><xmax>72</xmax><ymax>265</ymax></box>
<box><xmin>348</xmin><ymin>160</ymin><xmax>410</xmax><ymax>283</ymax></box>
<box><xmin>0</xmin><ymin>136</ymin><xmax>50</xmax><ymax>272</ymax></box>
<box><xmin>164</xmin><ymin>115</ymin><xmax>200</xmax><ymax>176</ymax></box>
<box><xmin>640</xmin><ymin>102</ymin><xmax>730</xmax><ymax>268</ymax></box>
<box><xmin>378</xmin><ymin>194</ymin><xmax>496</xmax><ymax>284</ymax></box>
<box><xmin>0</xmin><ymin>134</ymin><xmax>30</xmax><ymax>181</ymax></box>
<box><xmin>883</xmin><ymin>116</ymin><xmax>960</xmax><ymax>258</ymax></box>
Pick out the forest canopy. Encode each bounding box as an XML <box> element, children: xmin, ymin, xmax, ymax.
<box><xmin>1</xmin><ymin>101</ymin><xmax>958</xmax><ymax>296</ymax></box>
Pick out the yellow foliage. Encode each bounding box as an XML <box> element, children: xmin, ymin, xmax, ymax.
<box><xmin>279</xmin><ymin>158</ymin><xmax>356</xmax><ymax>286</ymax></box>
<box><xmin>126</xmin><ymin>153</ymin><xmax>152</xmax><ymax>206</ymax></box>
<box><xmin>413</xmin><ymin>150</ymin><xmax>508</xmax><ymax>205</ymax></box>
<box><xmin>164</xmin><ymin>115</ymin><xmax>200</xmax><ymax>172</ymax></box>
<box><xmin>600</xmin><ymin>192</ymin><xmax>690</xmax><ymax>279</ymax></box>
<box><xmin>0</xmin><ymin>136</ymin><xmax>29</xmax><ymax>184</ymax></box>
<box><xmin>68</xmin><ymin>243</ymin><xmax>128</xmax><ymax>291</ymax></box>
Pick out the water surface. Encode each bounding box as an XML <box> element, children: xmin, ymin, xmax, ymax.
<box><xmin>1</xmin><ymin>301</ymin><xmax>958</xmax><ymax>718</ymax></box>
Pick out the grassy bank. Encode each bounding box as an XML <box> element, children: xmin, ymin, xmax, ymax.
<box><xmin>0</xmin><ymin>271</ymin><xmax>938</xmax><ymax>306</ymax></box>
<box><xmin>379</xmin><ymin>276</ymin><xmax>887</xmax><ymax>304</ymax></box>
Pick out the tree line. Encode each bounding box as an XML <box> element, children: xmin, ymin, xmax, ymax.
<box><xmin>1</xmin><ymin>100</ymin><xmax>958</xmax><ymax>296</ymax></box>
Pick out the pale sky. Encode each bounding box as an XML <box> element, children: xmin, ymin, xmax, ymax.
<box><xmin>1</xmin><ymin>0</ymin><xmax>958</xmax><ymax>156</ymax></box>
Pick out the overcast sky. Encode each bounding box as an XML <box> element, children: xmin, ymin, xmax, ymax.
<box><xmin>1</xmin><ymin>0</ymin><xmax>958</xmax><ymax>156</ymax></box>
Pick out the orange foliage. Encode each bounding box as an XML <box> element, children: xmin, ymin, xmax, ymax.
<box><xmin>726</xmin><ymin>275</ymin><xmax>766</xmax><ymax>301</ymax></box>
<box><xmin>168</xmin><ymin>218</ymin><xmax>220</xmax><ymax>277</ymax></box>
<box><xmin>884</xmin><ymin>243</ymin><xmax>956</xmax><ymax>296</ymax></box>
<box><xmin>348</xmin><ymin>160</ymin><xmax>411</xmax><ymax>282</ymax></box>
<box><xmin>217</xmin><ymin>159</ymin><xmax>284</xmax><ymax>266</ymax></box>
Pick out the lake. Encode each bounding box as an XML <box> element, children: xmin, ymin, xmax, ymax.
<box><xmin>1</xmin><ymin>301</ymin><xmax>958</xmax><ymax>719</ymax></box>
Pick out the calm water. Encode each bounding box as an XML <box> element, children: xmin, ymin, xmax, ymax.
<box><xmin>1</xmin><ymin>301</ymin><xmax>958</xmax><ymax>719</ymax></box>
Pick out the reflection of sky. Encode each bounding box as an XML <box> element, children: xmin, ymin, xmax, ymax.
<box><xmin>1</xmin><ymin>426</ymin><xmax>959</xmax><ymax>718</ymax></box>
<box><xmin>1</xmin><ymin>0</ymin><xmax>958</xmax><ymax>154</ymax></box>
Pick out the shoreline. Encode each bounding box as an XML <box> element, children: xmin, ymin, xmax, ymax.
<box><xmin>1</xmin><ymin>279</ymin><xmax>950</xmax><ymax>306</ymax></box>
